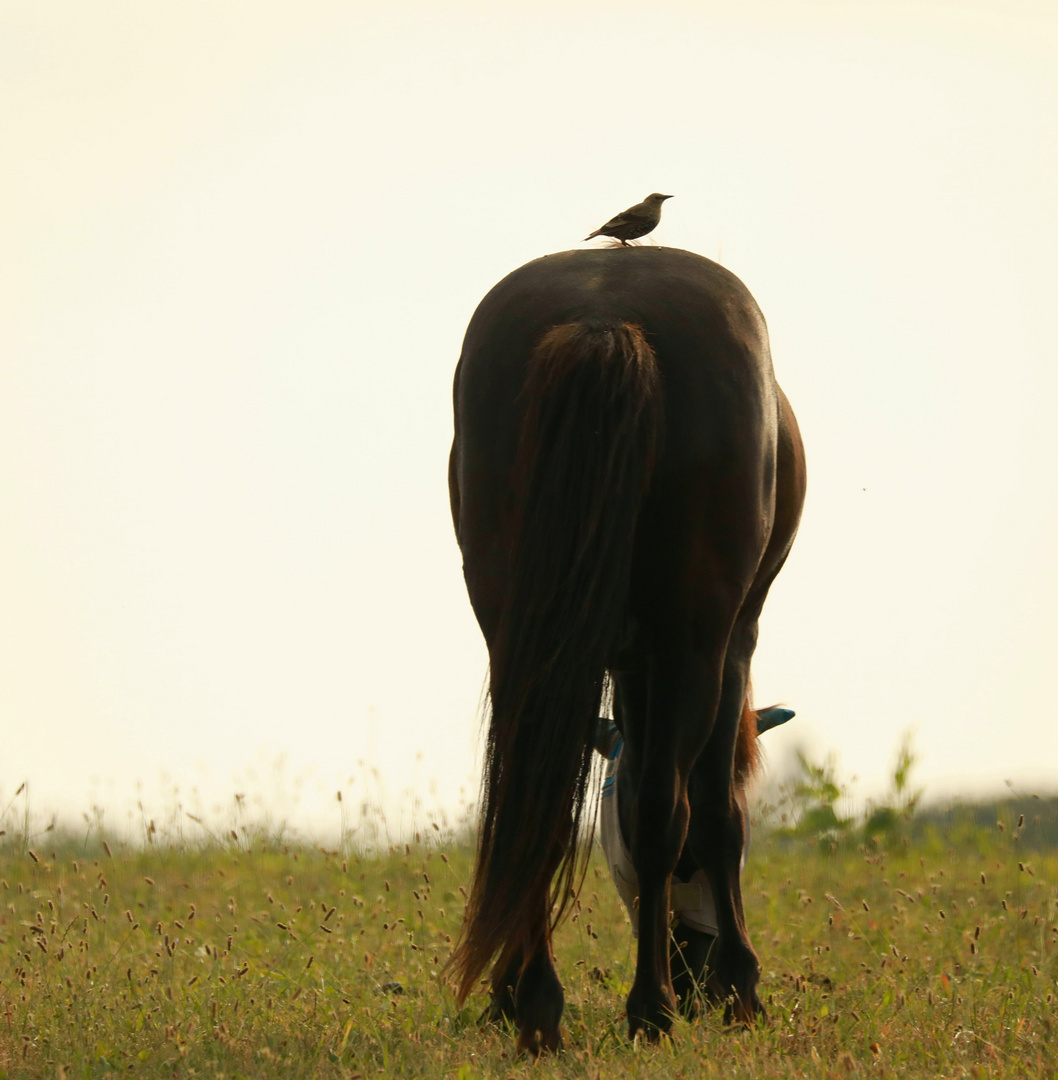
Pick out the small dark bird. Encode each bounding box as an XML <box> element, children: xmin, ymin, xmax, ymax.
<box><xmin>583</xmin><ymin>193</ymin><xmax>673</xmax><ymax>245</ymax></box>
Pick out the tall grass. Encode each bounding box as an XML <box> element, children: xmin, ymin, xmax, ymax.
<box><xmin>0</xmin><ymin>748</ymin><xmax>1054</xmax><ymax>1078</ymax></box>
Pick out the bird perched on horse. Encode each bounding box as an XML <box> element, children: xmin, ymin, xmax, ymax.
<box><xmin>583</xmin><ymin>193</ymin><xmax>672</xmax><ymax>245</ymax></box>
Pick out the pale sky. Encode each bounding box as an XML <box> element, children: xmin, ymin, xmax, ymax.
<box><xmin>2</xmin><ymin>1</ymin><xmax>1056</xmax><ymax>837</ymax></box>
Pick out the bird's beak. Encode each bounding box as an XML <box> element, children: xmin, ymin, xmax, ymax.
<box><xmin>662</xmin><ymin>195</ymin><xmax>673</xmax><ymax>200</ymax></box>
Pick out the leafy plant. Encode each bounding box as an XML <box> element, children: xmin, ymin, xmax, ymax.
<box><xmin>772</xmin><ymin>749</ymin><xmax>856</xmax><ymax>844</ymax></box>
<box><xmin>863</xmin><ymin>731</ymin><xmax>922</xmax><ymax>845</ymax></box>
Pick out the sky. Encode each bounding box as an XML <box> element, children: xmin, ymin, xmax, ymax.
<box><xmin>2</xmin><ymin>1</ymin><xmax>1057</xmax><ymax>839</ymax></box>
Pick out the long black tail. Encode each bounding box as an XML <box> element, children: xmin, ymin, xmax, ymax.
<box><xmin>449</xmin><ymin>320</ymin><xmax>662</xmax><ymax>1002</ymax></box>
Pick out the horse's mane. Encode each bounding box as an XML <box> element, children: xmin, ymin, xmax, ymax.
<box><xmin>735</xmin><ymin>690</ymin><xmax>763</xmax><ymax>784</ymax></box>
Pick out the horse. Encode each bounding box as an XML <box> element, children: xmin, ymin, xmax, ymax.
<box><xmin>446</xmin><ymin>245</ymin><xmax>806</xmax><ymax>1054</ymax></box>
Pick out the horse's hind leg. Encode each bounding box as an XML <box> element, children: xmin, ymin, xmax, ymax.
<box><xmin>513</xmin><ymin>939</ymin><xmax>564</xmax><ymax>1056</ymax></box>
<box><xmin>685</xmin><ymin>622</ymin><xmax>765</xmax><ymax>1024</ymax></box>
<box><xmin>486</xmin><ymin>884</ymin><xmax>564</xmax><ymax>1055</ymax></box>
<box><xmin>624</xmin><ymin>646</ymin><xmax>724</xmax><ymax>1040</ymax></box>
<box><xmin>486</xmin><ymin>954</ymin><xmax>520</xmax><ymax>1024</ymax></box>
<box><xmin>487</xmin><ymin>945</ymin><xmax>564</xmax><ymax>1057</ymax></box>
<box><xmin>669</xmin><ymin>922</ymin><xmax>720</xmax><ymax>1015</ymax></box>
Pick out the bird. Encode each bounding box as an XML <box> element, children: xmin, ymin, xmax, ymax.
<box><xmin>583</xmin><ymin>193</ymin><xmax>673</xmax><ymax>245</ymax></box>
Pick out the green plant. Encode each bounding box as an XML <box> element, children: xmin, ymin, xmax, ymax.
<box><xmin>863</xmin><ymin>731</ymin><xmax>923</xmax><ymax>845</ymax></box>
<box><xmin>779</xmin><ymin>749</ymin><xmax>856</xmax><ymax>843</ymax></box>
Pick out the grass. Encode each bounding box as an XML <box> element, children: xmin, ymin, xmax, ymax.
<box><xmin>0</xmin><ymin>804</ymin><xmax>1054</xmax><ymax>1080</ymax></box>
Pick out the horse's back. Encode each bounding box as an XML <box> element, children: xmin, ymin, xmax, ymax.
<box><xmin>458</xmin><ymin>246</ymin><xmax>776</xmax><ymax>472</ymax></box>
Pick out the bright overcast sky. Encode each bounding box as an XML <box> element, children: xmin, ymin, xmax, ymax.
<box><xmin>2</xmin><ymin>1</ymin><xmax>1056</xmax><ymax>836</ymax></box>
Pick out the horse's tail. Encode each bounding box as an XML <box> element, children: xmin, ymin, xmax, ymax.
<box><xmin>449</xmin><ymin>320</ymin><xmax>662</xmax><ymax>1003</ymax></box>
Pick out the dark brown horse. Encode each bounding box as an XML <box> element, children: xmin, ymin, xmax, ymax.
<box><xmin>446</xmin><ymin>246</ymin><xmax>806</xmax><ymax>1053</ymax></box>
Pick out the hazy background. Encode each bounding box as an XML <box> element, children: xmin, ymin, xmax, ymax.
<box><xmin>2</xmin><ymin>1</ymin><xmax>1056</xmax><ymax>836</ymax></box>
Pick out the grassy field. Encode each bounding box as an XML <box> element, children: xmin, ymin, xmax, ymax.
<box><xmin>0</xmin><ymin>805</ymin><xmax>1055</xmax><ymax>1078</ymax></box>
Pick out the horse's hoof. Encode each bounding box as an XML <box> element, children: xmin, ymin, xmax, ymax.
<box><xmin>627</xmin><ymin>981</ymin><xmax>678</xmax><ymax>1042</ymax></box>
<box><xmin>627</xmin><ymin>1006</ymin><xmax>676</xmax><ymax>1043</ymax></box>
<box><xmin>723</xmin><ymin>993</ymin><xmax>766</xmax><ymax>1028</ymax></box>
<box><xmin>515</xmin><ymin>1025</ymin><xmax>561</xmax><ymax>1057</ymax></box>
<box><xmin>628</xmin><ymin>1020</ymin><xmax>668</xmax><ymax>1043</ymax></box>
